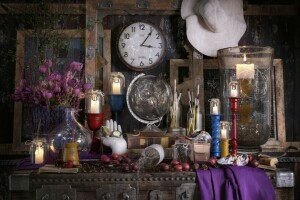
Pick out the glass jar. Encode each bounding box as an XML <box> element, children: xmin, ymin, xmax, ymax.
<box><xmin>217</xmin><ymin>46</ymin><xmax>274</xmax><ymax>151</ymax></box>
<box><xmin>172</xmin><ymin>137</ymin><xmax>192</xmax><ymax>163</ymax></box>
<box><xmin>29</xmin><ymin>138</ymin><xmax>48</xmax><ymax>164</ymax></box>
<box><xmin>190</xmin><ymin>131</ymin><xmax>211</xmax><ymax>162</ymax></box>
<box><xmin>49</xmin><ymin>108</ymin><xmax>93</xmax><ymax>155</ymax></box>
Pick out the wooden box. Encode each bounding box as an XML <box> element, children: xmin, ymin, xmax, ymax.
<box><xmin>126</xmin><ymin>133</ymin><xmax>176</xmax><ymax>149</ymax></box>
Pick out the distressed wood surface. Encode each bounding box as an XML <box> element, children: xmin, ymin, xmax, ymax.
<box><xmin>103</xmin><ymin>30</ymin><xmax>111</xmax><ymax>94</ymax></box>
<box><xmin>9</xmin><ymin>169</ymin><xmax>294</xmax><ymax>200</ymax></box>
<box><xmin>0</xmin><ymin>3</ymin><xmax>85</xmax><ymax>14</ymax></box>
<box><xmin>85</xmin><ymin>0</ymin><xmax>98</xmax><ymax>83</ymax></box>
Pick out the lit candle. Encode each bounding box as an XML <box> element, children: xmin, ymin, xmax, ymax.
<box><xmin>229</xmin><ymin>81</ymin><xmax>239</xmax><ymax>97</ymax></box>
<box><xmin>212</xmin><ymin>105</ymin><xmax>218</xmax><ymax>115</ymax></box>
<box><xmin>210</xmin><ymin>98</ymin><xmax>220</xmax><ymax>115</ymax></box>
<box><xmin>220</xmin><ymin>128</ymin><xmax>228</xmax><ymax>139</ymax></box>
<box><xmin>90</xmin><ymin>99</ymin><xmax>100</xmax><ymax>113</ymax></box>
<box><xmin>112</xmin><ymin>79</ymin><xmax>121</xmax><ymax>94</ymax></box>
<box><xmin>35</xmin><ymin>146</ymin><xmax>44</xmax><ymax>164</ymax></box>
<box><xmin>236</xmin><ymin>54</ymin><xmax>255</xmax><ymax>79</ymax></box>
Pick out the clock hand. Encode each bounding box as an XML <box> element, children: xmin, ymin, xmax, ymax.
<box><xmin>142</xmin><ymin>45</ymin><xmax>156</xmax><ymax>48</ymax></box>
<box><xmin>140</xmin><ymin>28</ymin><xmax>153</xmax><ymax>47</ymax></box>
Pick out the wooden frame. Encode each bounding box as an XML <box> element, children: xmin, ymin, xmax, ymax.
<box><xmin>13</xmin><ymin>29</ymin><xmax>85</xmax><ymax>152</ymax></box>
<box><xmin>169</xmin><ymin>58</ymin><xmax>298</xmax><ymax>151</ymax></box>
<box><xmin>169</xmin><ymin>58</ymin><xmax>204</xmax><ymax>129</ymax></box>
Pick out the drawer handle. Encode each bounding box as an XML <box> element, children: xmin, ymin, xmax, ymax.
<box><xmin>180</xmin><ymin>191</ymin><xmax>190</xmax><ymax>199</ymax></box>
<box><xmin>42</xmin><ymin>194</ymin><xmax>50</xmax><ymax>200</ymax></box>
<box><xmin>62</xmin><ymin>194</ymin><xmax>70</xmax><ymax>200</ymax></box>
<box><xmin>122</xmin><ymin>193</ymin><xmax>130</xmax><ymax>200</ymax></box>
<box><xmin>102</xmin><ymin>193</ymin><xmax>111</xmax><ymax>200</ymax></box>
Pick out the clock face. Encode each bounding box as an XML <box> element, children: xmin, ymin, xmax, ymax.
<box><xmin>117</xmin><ymin>21</ymin><xmax>167</xmax><ymax>71</ymax></box>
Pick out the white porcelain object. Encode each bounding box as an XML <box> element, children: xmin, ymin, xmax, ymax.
<box><xmin>142</xmin><ymin>144</ymin><xmax>165</xmax><ymax>165</ymax></box>
<box><xmin>102</xmin><ymin>136</ymin><xmax>127</xmax><ymax>155</ymax></box>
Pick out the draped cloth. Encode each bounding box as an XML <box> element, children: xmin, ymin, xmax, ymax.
<box><xmin>196</xmin><ymin>165</ymin><xmax>276</xmax><ymax>200</ymax></box>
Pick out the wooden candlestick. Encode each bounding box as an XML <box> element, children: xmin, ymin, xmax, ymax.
<box><xmin>210</xmin><ymin>114</ymin><xmax>221</xmax><ymax>157</ymax></box>
<box><xmin>229</xmin><ymin>97</ymin><xmax>239</xmax><ymax>156</ymax></box>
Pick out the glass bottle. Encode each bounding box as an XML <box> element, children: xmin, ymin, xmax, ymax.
<box><xmin>49</xmin><ymin>108</ymin><xmax>93</xmax><ymax>155</ymax></box>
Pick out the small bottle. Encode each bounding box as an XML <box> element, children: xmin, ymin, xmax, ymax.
<box><xmin>186</xmin><ymin>109</ymin><xmax>194</xmax><ymax>136</ymax></box>
<box><xmin>195</xmin><ymin>105</ymin><xmax>202</xmax><ymax>131</ymax></box>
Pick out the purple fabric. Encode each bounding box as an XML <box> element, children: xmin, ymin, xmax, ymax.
<box><xmin>16</xmin><ymin>152</ymin><xmax>101</xmax><ymax>170</ymax></box>
<box><xmin>16</xmin><ymin>157</ymin><xmax>44</xmax><ymax>170</ymax></box>
<box><xmin>197</xmin><ymin>165</ymin><xmax>276</xmax><ymax>200</ymax></box>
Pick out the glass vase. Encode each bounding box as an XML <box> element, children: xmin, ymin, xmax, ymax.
<box><xmin>49</xmin><ymin>107</ymin><xmax>93</xmax><ymax>155</ymax></box>
<box><xmin>217</xmin><ymin>46</ymin><xmax>274</xmax><ymax>152</ymax></box>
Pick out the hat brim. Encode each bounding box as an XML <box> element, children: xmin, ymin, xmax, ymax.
<box><xmin>186</xmin><ymin>15</ymin><xmax>246</xmax><ymax>57</ymax></box>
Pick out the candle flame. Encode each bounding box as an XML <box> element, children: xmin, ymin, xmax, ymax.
<box><xmin>113</xmin><ymin>77</ymin><xmax>120</xmax><ymax>83</ymax></box>
<box><xmin>243</xmin><ymin>54</ymin><xmax>247</xmax><ymax>62</ymax></box>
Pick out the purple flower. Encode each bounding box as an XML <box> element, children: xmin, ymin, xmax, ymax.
<box><xmin>42</xmin><ymin>91</ymin><xmax>53</xmax><ymax>99</ymax></box>
<box><xmin>67</xmin><ymin>79</ymin><xmax>78</xmax><ymax>88</ymax></box>
<box><xmin>39</xmin><ymin>65</ymin><xmax>47</xmax><ymax>74</ymax></box>
<box><xmin>54</xmin><ymin>85</ymin><xmax>61</xmax><ymax>93</ymax></box>
<box><xmin>13</xmin><ymin>59</ymin><xmax>85</xmax><ymax>108</ymax></box>
<box><xmin>48</xmin><ymin>72</ymin><xmax>62</xmax><ymax>81</ymax></box>
<box><xmin>70</xmin><ymin>61</ymin><xmax>83</xmax><ymax>72</ymax></box>
<box><xmin>83</xmin><ymin>83</ymin><xmax>92</xmax><ymax>91</ymax></box>
<box><xmin>44</xmin><ymin>59</ymin><xmax>53</xmax><ymax>68</ymax></box>
<box><xmin>73</xmin><ymin>88</ymin><xmax>81</xmax><ymax>95</ymax></box>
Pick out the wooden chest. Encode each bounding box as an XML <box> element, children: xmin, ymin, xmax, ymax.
<box><xmin>10</xmin><ymin>169</ymin><xmax>294</xmax><ymax>200</ymax></box>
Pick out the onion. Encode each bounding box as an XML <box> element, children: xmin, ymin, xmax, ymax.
<box><xmin>207</xmin><ymin>157</ymin><xmax>217</xmax><ymax>166</ymax></box>
<box><xmin>175</xmin><ymin>164</ymin><xmax>183</xmax><ymax>171</ymax></box>
<box><xmin>181</xmin><ymin>163</ymin><xmax>190</xmax><ymax>171</ymax></box>
<box><xmin>171</xmin><ymin>159</ymin><xmax>180</xmax><ymax>166</ymax></box>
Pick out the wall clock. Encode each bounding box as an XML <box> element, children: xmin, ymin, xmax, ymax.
<box><xmin>117</xmin><ymin>21</ymin><xmax>167</xmax><ymax>71</ymax></box>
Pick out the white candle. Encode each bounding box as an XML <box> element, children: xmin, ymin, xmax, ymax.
<box><xmin>35</xmin><ymin>146</ymin><xmax>44</xmax><ymax>164</ymax></box>
<box><xmin>230</xmin><ymin>87</ymin><xmax>238</xmax><ymax>97</ymax></box>
<box><xmin>112</xmin><ymin>81</ymin><xmax>121</xmax><ymax>94</ymax></box>
<box><xmin>212</xmin><ymin>106</ymin><xmax>219</xmax><ymax>114</ymax></box>
<box><xmin>90</xmin><ymin>99</ymin><xmax>100</xmax><ymax>113</ymax></box>
<box><xmin>236</xmin><ymin>63</ymin><xmax>255</xmax><ymax>79</ymax></box>
<box><xmin>236</xmin><ymin>55</ymin><xmax>254</xmax><ymax>79</ymax></box>
<box><xmin>220</xmin><ymin>129</ymin><xmax>228</xmax><ymax>139</ymax></box>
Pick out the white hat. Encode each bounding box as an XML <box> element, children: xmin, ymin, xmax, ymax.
<box><xmin>181</xmin><ymin>0</ymin><xmax>246</xmax><ymax>57</ymax></box>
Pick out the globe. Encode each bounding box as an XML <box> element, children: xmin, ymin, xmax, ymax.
<box><xmin>126</xmin><ymin>74</ymin><xmax>172</xmax><ymax>128</ymax></box>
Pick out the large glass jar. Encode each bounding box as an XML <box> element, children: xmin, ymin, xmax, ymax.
<box><xmin>49</xmin><ymin>108</ymin><xmax>93</xmax><ymax>154</ymax></box>
<box><xmin>217</xmin><ymin>46</ymin><xmax>274</xmax><ymax>151</ymax></box>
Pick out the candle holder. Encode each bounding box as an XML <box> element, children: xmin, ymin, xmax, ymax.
<box><xmin>218</xmin><ymin>46</ymin><xmax>274</xmax><ymax>152</ymax></box>
<box><xmin>220</xmin><ymin>121</ymin><xmax>230</xmax><ymax>158</ymax></box>
<box><xmin>209</xmin><ymin>98</ymin><xmax>221</xmax><ymax>157</ymax></box>
<box><xmin>85</xmin><ymin>90</ymin><xmax>105</xmax><ymax>153</ymax></box>
<box><xmin>229</xmin><ymin>97</ymin><xmax>239</xmax><ymax>156</ymax></box>
<box><xmin>108</xmin><ymin>94</ymin><xmax>126</xmax><ymax>123</ymax></box>
<box><xmin>210</xmin><ymin>114</ymin><xmax>221</xmax><ymax>157</ymax></box>
<box><xmin>109</xmin><ymin>72</ymin><xmax>126</xmax><ymax>123</ymax></box>
<box><xmin>29</xmin><ymin>138</ymin><xmax>48</xmax><ymax>164</ymax></box>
